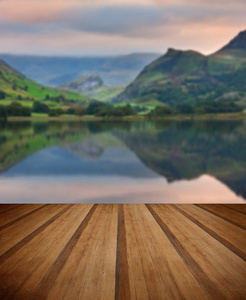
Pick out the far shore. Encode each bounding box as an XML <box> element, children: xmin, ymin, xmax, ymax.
<box><xmin>3</xmin><ymin>112</ymin><xmax>246</xmax><ymax>122</ymax></box>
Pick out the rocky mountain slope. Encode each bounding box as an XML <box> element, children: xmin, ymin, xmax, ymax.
<box><xmin>60</xmin><ymin>74</ymin><xmax>125</xmax><ymax>102</ymax></box>
<box><xmin>60</xmin><ymin>75</ymin><xmax>104</xmax><ymax>93</ymax></box>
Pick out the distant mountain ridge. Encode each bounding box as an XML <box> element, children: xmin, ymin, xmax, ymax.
<box><xmin>114</xmin><ymin>30</ymin><xmax>246</xmax><ymax>107</ymax></box>
<box><xmin>0</xmin><ymin>53</ymin><xmax>160</xmax><ymax>87</ymax></box>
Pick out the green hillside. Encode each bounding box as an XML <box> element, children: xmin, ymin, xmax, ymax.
<box><xmin>114</xmin><ymin>30</ymin><xmax>246</xmax><ymax>108</ymax></box>
<box><xmin>0</xmin><ymin>60</ymin><xmax>90</xmax><ymax>108</ymax></box>
<box><xmin>86</xmin><ymin>85</ymin><xmax>126</xmax><ymax>102</ymax></box>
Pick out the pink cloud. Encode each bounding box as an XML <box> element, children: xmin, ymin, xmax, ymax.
<box><xmin>0</xmin><ymin>0</ymin><xmax>245</xmax><ymax>55</ymax></box>
<box><xmin>0</xmin><ymin>175</ymin><xmax>244</xmax><ymax>203</ymax></box>
<box><xmin>0</xmin><ymin>1</ymin><xmax>70</xmax><ymax>23</ymax></box>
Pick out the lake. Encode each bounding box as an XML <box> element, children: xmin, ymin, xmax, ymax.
<box><xmin>0</xmin><ymin>120</ymin><xmax>245</xmax><ymax>203</ymax></box>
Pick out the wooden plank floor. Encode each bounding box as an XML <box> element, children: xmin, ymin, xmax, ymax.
<box><xmin>0</xmin><ymin>204</ymin><xmax>245</xmax><ymax>300</ymax></box>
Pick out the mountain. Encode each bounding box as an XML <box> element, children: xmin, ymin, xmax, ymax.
<box><xmin>219</xmin><ymin>30</ymin><xmax>246</xmax><ymax>52</ymax></box>
<box><xmin>0</xmin><ymin>53</ymin><xmax>160</xmax><ymax>87</ymax></box>
<box><xmin>114</xmin><ymin>30</ymin><xmax>246</xmax><ymax>107</ymax></box>
<box><xmin>60</xmin><ymin>75</ymin><xmax>104</xmax><ymax>93</ymax></box>
<box><xmin>60</xmin><ymin>74</ymin><xmax>126</xmax><ymax>102</ymax></box>
<box><xmin>0</xmin><ymin>59</ymin><xmax>89</xmax><ymax>105</ymax></box>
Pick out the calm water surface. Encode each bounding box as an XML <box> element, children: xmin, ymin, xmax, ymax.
<box><xmin>0</xmin><ymin>120</ymin><xmax>245</xmax><ymax>203</ymax></box>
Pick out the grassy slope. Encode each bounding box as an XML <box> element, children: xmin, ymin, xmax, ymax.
<box><xmin>115</xmin><ymin>42</ymin><xmax>246</xmax><ymax>107</ymax></box>
<box><xmin>86</xmin><ymin>85</ymin><xmax>126</xmax><ymax>102</ymax></box>
<box><xmin>0</xmin><ymin>60</ymin><xmax>90</xmax><ymax>106</ymax></box>
<box><xmin>114</xmin><ymin>49</ymin><xmax>208</xmax><ymax>104</ymax></box>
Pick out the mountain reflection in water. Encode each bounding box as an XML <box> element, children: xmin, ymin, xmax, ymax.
<box><xmin>0</xmin><ymin>120</ymin><xmax>245</xmax><ymax>203</ymax></box>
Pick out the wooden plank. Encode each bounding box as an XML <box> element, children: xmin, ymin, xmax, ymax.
<box><xmin>83</xmin><ymin>205</ymin><xmax>117</xmax><ymax>300</ymax></box>
<box><xmin>0</xmin><ymin>204</ymin><xmax>94</xmax><ymax>299</ymax></box>
<box><xmin>6</xmin><ymin>204</ymin><xmax>94</xmax><ymax>300</ymax></box>
<box><xmin>223</xmin><ymin>204</ymin><xmax>246</xmax><ymax>215</ymax></box>
<box><xmin>0</xmin><ymin>205</ymin><xmax>69</xmax><ymax>259</ymax></box>
<box><xmin>125</xmin><ymin>204</ymin><xmax>210</xmax><ymax>300</ymax></box>
<box><xmin>174</xmin><ymin>204</ymin><xmax>246</xmax><ymax>261</ymax></box>
<box><xmin>46</xmin><ymin>204</ymin><xmax>118</xmax><ymax>300</ymax></box>
<box><xmin>197</xmin><ymin>204</ymin><xmax>246</xmax><ymax>230</ymax></box>
<box><xmin>0</xmin><ymin>205</ymin><xmax>73</xmax><ymax>299</ymax></box>
<box><xmin>115</xmin><ymin>204</ymin><xmax>130</xmax><ymax>300</ymax></box>
<box><xmin>46</xmin><ymin>205</ymin><xmax>107</xmax><ymax>300</ymax></box>
<box><xmin>0</xmin><ymin>204</ymin><xmax>23</xmax><ymax>215</ymax></box>
<box><xmin>150</xmin><ymin>204</ymin><xmax>246</xmax><ymax>300</ymax></box>
<box><xmin>125</xmin><ymin>204</ymin><xmax>163</xmax><ymax>300</ymax></box>
<box><xmin>147</xmin><ymin>204</ymin><xmax>224</xmax><ymax>300</ymax></box>
<box><xmin>0</xmin><ymin>204</ymin><xmax>245</xmax><ymax>300</ymax></box>
<box><xmin>32</xmin><ymin>204</ymin><xmax>95</xmax><ymax>300</ymax></box>
<box><xmin>0</xmin><ymin>204</ymin><xmax>46</xmax><ymax>229</ymax></box>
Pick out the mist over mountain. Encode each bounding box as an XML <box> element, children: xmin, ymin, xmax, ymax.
<box><xmin>0</xmin><ymin>53</ymin><xmax>160</xmax><ymax>87</ymax></box>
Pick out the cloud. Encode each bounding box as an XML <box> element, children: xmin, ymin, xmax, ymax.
<box><xmin>0</xmin><ymin>0</ymin><xmax>70</xmax><ymax>23</ymax></box>
<box><xmin>1</xmin><ymin>2</ymin><xmax>244</xmax><ymax>37</ymax></box>
<box><xmin>63</xmin><ymin>5</ymin><xmax>167</xmax><ymax>37</ymax></box>
<box><xmin>57</xmin><ymin>4</ymin><xmax>246</xmax><ymax>39</ymax></box>
<box><xmin>0</xmin><ymin>0</ymin><xmax>245</xmax><ymax>55</ymax></box>
<box><xmin>0</xmin><ymin>1</ymin><xmax>245</xmax><ymax>31</ymax></box>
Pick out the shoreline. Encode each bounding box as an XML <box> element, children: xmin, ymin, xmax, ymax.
<box><xmin>3</xmin><ymin>112</ymin><xmax>246</xmax><ymax>122</ymax></box>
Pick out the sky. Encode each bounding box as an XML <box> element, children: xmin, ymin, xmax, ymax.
<box><xmin>0</xmin><ymin>0</ymin><xmax>245</xmax><ymax>56</ymax></box>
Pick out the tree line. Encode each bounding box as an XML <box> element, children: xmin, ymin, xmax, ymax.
<box><xmin>149</xmin><ymin>100</ymin><xmax>243</xmax><ymax>116</ymax></box>
<box><xmin>0</xmin><ymin>99</ymin><xmax>244</xmax><ymax>121</ymax></box>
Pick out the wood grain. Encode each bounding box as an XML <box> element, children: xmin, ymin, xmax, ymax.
<box><xmin>197</xmin><ymin>204</ymin><xmax>246</xmax><ymax>230</ymax></box>
<box><xmin>0</xmin><ymin>204</ymin><xmax>245</xmax><ymax>300</ymax></box>
<box><xmin>150</xmin><ymin>204</ymin><xmax>246</xmax><ymax>299</ymax></box>
<box><xmin>0</xmin><ymin>204</ymin><xmax>46</xmax><ymax>230</ymax></box>
<box><xmin>174</xmin><ymin>204</ymin><xmax>246</xmax><ymax>261</ymax></box>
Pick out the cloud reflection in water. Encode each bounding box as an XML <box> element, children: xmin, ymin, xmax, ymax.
<box><xmin>0</xmin><ymin>174</ymin><xmax>244</xmax><ymax>203</ymax></box>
